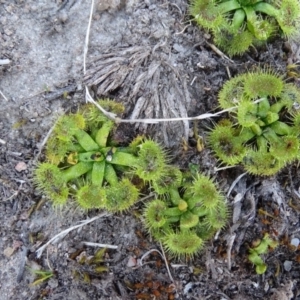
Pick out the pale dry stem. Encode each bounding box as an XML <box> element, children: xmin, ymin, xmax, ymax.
<box><xmin>0</xmin><ymin>89</ymin><xmax>8</xmax><ymax>101</ymax></box>
<box><xmin>137</xmin><ymin>246</ymin><xmax>174</xmax><ymax>283</ymax></box>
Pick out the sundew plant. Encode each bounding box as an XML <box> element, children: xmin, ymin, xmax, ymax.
<box><xmin>34</xmin><ymin>100</ymin><xmax>229</xmax><ymax>257</ymax></box>
<box><xmin>209</xmin><ymin>68</ymin><xmax>300</xmax><ymax>175</ymax></box>
<box><xmin>144</xmin><ymin>169</ymin><xmax>229</xmax><ymax>258</ymax></box>
<box><xmin>34</xmin><ymin>100</ymin><xmax>140</xmax><ymax>211</ymax></box>
<box><xmin>190</xmin><ymin>0</ymin><xmax>300</xmax><ymax>56</ymax></box>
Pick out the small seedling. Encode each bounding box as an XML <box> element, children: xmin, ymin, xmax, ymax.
<box><xmin>190</xmin><ymin>0</ymin><xmax>300</xmax><ymax>56</ymax></box>
<box><xmin>27</xmin><ymin>268</ymin><xmax>54</xmax><ymax>286</ymax></box>
<box><xmin>72</xmin><ymin>248</ymin><xmax>108</xmax><ymax>283</ymax></box>
<box><xmin>248</xmin><ymin>234</ymin><xmax>278</xmax><ymax>274</ymax></box>
<box><xmin>209</xmin><ymin>68</ymin><xmax>300</xmax><ymax>175</ymax></box>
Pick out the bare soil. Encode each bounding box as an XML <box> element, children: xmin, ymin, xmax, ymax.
<box><xmin>1</xmin><ymin>0</ymin><xmax>300</xmax><ymax>299</ymax></box>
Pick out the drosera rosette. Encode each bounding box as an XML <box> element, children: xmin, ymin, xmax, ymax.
<box><xmin>190</xmin><ymin>0</ymin><xmax>300</xmax><ymax>56</ymax></box>
<box><xmin>143</xmin><ymin>172</ymin><xmax>229</xmax><ymax>258</ymax></box>
<box><xmin>209</xmin><ymin>68</ymin><xmax>300</xmax><ymax>176</ymax></box>
<box><xmin>34</xmin><ymin>99</ymin><xmax>141</xmax><ymax>210</ymax></box>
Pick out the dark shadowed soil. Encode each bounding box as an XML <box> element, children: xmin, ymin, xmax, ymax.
<box><xmin>1</xmin><ymin>0</ymin><xmax>300</xmax><ymax>299</ymax></box>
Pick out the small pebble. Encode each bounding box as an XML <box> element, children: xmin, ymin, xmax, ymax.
<box><xmin>290</xmin><ymin>238</ymin><xmax>299</xmax><ymax>249</ymax></box>
<box><xmin>204</xmin><ymin>33</ymin><xmax>211</xmax><ymax>39</ymax></box>
<box><xmin>3</xmin><ymin>247</ymin><xmax>14</xmax><ymax>257</ymax></box>
<box><xmin>48</xmin><ymin>278</ymin><xmax>58</xmax><ymax>289</ymax></box>
<box><xmin>58</xmin><ymin>11</ymin><xmax>68</xmax><ymax>23</ymax></box>
<box><xmin>127</xmin><ymin>256</ymin><xmax>137</xmax><ymax>267</ymax></box>
<box><xmin>283</xmin><ymin>260</ymin><xmax>293</xmax><ymax>272</ymax></box>
<box><xmin>183</xmin><ymin>282</ymin><xmax>193</xmax><ymax>295</ymax></box>
<box><xmin>15</xmin><ymin>161</ymin><xmax>27</xmax><ymax>172</ymax></box>
<box><xmin>264</xmin><ymin>281</ymin><xmax>269</xmax><ymax>292</ymax></box>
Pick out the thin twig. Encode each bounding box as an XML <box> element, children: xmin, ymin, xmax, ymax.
<box><xmin>226</xmin><ymin>233</ymin><xmax>236</xmax><ymax>271</ymax></box>
<box><xmin>138</xmin><ymin>246</ymin><xmax>174</xmax><ymax>283</ymax></box>
<box><xmin>171</xmin><ymin>263</ymin><xmax>187</xmax><ymax>268</ymax></box>
<box><xmin>190</xmin><ymin>76</ymin><xmax>197</xmax><ymax>86</ymax></box>
<box><xmin>119</xmin><ymin>106</ymin><xmax>236</xmax><ymax>124</ymax></box>
<box><xmin>175</xmin><ymin>23</ymin><xmax>191</xmax><ymax>35</ymax></box>
<box><xmin>83</xmin><ymin>0</ymin><xmax>94</xmax><ymax>75</ymax></box>
<box><xmin>168</xmin><ymin>2</ymin><xmax>182</xmax><ymax>15</ymax></box>
<box><xmin>214</xmin><ymin>165</ymin><xmax>235</xmax><ymax>172</ymax></box>
<box><xmin>159</xmin><ymin>242</ymin><xmax>174</xmax><ymax>283</ymax></box>
<box><xmin>205</xmin><ymin>41</ymin><xmax>234</xmax><ymax>63</ymax></box>
<box><xmin>139</xmin><ymin>248</ymin><xmax>164</xmax><ymax>266</ymax></box>
<box><xmin>225</xmin><ymin>66</ymin><xmax>231</xmax><ymax>79</ymax></box>
<box><xmin>81</xmin><ymin>241</ymin><xmax>118</xmax><ymax>249</ymax></box>
<box><xmin>36</xmin><ymin>213</ymin><xmax>111</xmax><ymax>258</ymax></box>
<box><xmin>0</xmin><ymin>90</ymin><xmax>8</xmax><ymax>101</ymax></box>
<box><xmin>135</xmin><ymin>192</ymin><xmax>156</xmax><ymax>205</ymax></box>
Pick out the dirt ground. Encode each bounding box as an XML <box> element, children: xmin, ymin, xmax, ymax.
<box><xmin>1</xmin><ymin>0</ymin><xmax>300</xmax><ymax>299</ymax></box>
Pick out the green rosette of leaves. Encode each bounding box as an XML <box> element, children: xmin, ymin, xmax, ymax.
<box><xmin>209</xmin><ymin>69</ymin><xmax>300</xmax><ymax>175</ymax></box>
<box><xmin>190</xmin><ymin>0</ymin><xmax>300</xmax><ymax>56</ymax></box>
<box><xmin>143</xmin><ymin>173</ymin><xmax>229</xmax><ymax>258</ymax></box>
<box><xmin>34</xmin><ymin>99</ymin><xmax>140</xmax><ymax>210</ymax></box>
